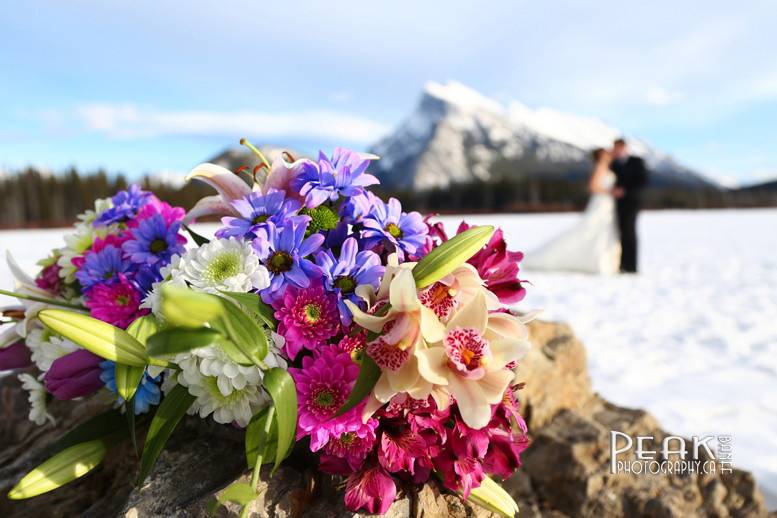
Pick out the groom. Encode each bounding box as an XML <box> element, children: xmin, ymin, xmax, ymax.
<box><xmin>611</xmin><ymin>138</ymin><xmax>648</xmax><ymax>273</ymax></box>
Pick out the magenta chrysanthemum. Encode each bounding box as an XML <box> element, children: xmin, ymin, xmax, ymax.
<box><xmin>323</xmin><ymin>419</ymin><xmax>378</xmax><ymax>471</ymax></box>
<box><xmin>84</xmin><ymin>274</ymin><xmax>148</xmax><ymax>328</ymax></box>
<box><xmin>275</xmin><ymin>282</ymin><xmax>341</xmax><ymax>359</ymax></box>
<box><xmin>290</xmin><ymin>346</ymin><xmax>372</xmax><ymax>451</ymax></box>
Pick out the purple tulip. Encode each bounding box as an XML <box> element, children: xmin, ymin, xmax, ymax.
<box><xmin>44</xmin><ymin>349</ymin><xmax>105</xmax><ymax>400</ymax></box>
<box><xmin>0</xmin><ymin>342</ymin><xmax>32</xmax><ymax>370</ymax></box>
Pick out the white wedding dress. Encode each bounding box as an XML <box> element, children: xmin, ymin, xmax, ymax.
<box><xmin>523</xmin><ymin>171</ymin><xmax>621</xmax><ymax>274</ymax></box>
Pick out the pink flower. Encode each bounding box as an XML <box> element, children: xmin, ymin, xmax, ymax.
<box><xmin>274</xmin><ymin>282</ymin><xmax>341</xmax><ymax>359</ymax></box>
<box><xmin>133</xmin><ymin>198</ymin><xmax>186</xmax><ymax>227</ymax></box>
<box><xmin>344</xmin><ymin>465</ymin><xmax>397</xmax><ymax>515</ymax></box>
<box><xmin>336</xmin><ymin>331</ymin><xmax>366</xmax><ymax>355</ymax></box>
<box><xmin>91</xmin><ymin>233</ymin><xmax>130</xmax><ymax>253</ymax></box>
<box><xmin>458</xmin><ymin>222</ymin><xmax>526</xmax><ymax>304</ymax></box>
<box><xmin>35</xmin><ymin>262</ymin><xmax>62</xmax><ymax>294</ymax></box>
<box><xmin>323</xmin><ymin>419</ymin><xmax>378</xmax><ymax>471</ymax></box>
<box><xmin>483</xmin><ymin>429</ymin><xmax>528</xmax><ymax>479</ymax></box>
<box><xmin>378</xmin><ymin>420</ymin><xmax>429</xmax><ymax>475</ymax></box>
<box><xmin>437</xmin><ymin>453</ymin><xmax>485</xmax><ymax>498</ymax></box>
<box><xmin>419</xmin><ymin>214</ymin><xmax>448</xmax><ymax>256</ymax></box>
<box><xmin>289</xmin><ymin>347</ymin><xmax>372</xmax><ymax>451</ymax></box>
<box><xmin>84</xmin><ymin>275</ymin><xmax>148</xmax><ymax>328</ymax></box>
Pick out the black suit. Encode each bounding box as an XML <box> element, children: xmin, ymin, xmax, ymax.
<box><xmin>611</xmin><ymin>156</ymin><xmax>648</xmax><ymax>273</ymax></box>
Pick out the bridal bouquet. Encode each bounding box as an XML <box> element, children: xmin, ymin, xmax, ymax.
<box><xmin>0</xmin><ymin>142</ymin><xmax>531</xmax><ymax>516</ymax></box>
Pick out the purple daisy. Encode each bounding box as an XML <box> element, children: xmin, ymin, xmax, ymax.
<box><xmin>315</xmin><ymin>237</ymin><xmax>384</xmax><ymax>324</ymax></box>
<box><xmin>216</xmin><ymin>189</ymin><xmax>302</xmax><ymax>240</ymax></box>
<box><xmin>75</xmin><ymin>245</ymin><xmax>133</xmax><ymax>290</ymax></box>
<box><xmin>122</xmin><ymin>213</ymin><xmax>186</xmax><ymax>266</ymax></box>
<box><xmin>291</xmin><ymin>148</ymin><xmax>379</xmax><ymax>208</ymax></box>
<box><xmin>94</xmin><ymin>185</ymin><xmax>152</xmax><ymax>226</ymax></box>
<box><xmin>289</xmin><ymin>346</ymin><xmax>375</xmax><ymax>451</ymax></box>
<box><xmin>252</xmin><ymin>219</ymin><xmax>324</xmax><ymax>303</ymax></box>
<box><xmin>360</xmin><ymin>197</ymin><xmax>428</xmax><ymax>260</ymax></box>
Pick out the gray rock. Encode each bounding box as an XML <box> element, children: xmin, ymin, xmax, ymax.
<box><xmin>1</xmin><ymin>321</ymin><xmax>774</xmax><ymax>517</ymax></box>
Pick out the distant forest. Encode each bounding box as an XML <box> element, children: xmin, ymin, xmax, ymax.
<box><xmin>0</xmin><ymin>168</ymin><xmax>211</xmax><ymax>228</ymax></box>
<box><xmin>376</xmin><ymin>176</ymin><xmax>777</xmax><ymax>214</ymax></box>
<box><xmin>0</xmin><ymin>167</ymin><xmax>775</xmax><ymax>228</ymax></box>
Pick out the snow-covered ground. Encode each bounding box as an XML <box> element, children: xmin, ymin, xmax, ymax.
<box><xmin>1</xmin><ymin>208</ymin><xmax>776</xmax><ymax>506</ymax></box>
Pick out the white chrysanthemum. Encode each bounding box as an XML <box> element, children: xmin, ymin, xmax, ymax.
<box><xmin>140</xmin><ymin>255</ymin><xmax>186</xmax><ymax>318</ymax></box>
<box><xmin>18</xmin><ymin>373</ymin><xmax>55</xmax><ymax>426</ymax></box>
<box><xmin>26</xmin><ymin>327</ymin><xmax>78</xmax><ymax>373</ymax></box>
<box><xmin>177</xmin><ymin>238</ymin><xmax>270</xmax><ymax>294</ymax></box>
<box><xmin>170</xmin><ymin>334</ymin><xmax>287</xmax><ymax>427</ymax></box>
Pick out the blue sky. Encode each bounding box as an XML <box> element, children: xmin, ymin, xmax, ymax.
<box><xmin>1</xmin><ymin>0</ymin><xmax>776</xmax><ymax>185</ymax></box>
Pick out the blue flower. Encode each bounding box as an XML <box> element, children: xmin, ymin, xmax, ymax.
<box><xmin>122</xmin><ymin>213</ymin><xmax>185</xmax><ymax>266</ymax></box>
<box><xmin>340</xmin><ymin>191</ymin><xmax>380</xmax><ymax>225</ymax></box>
<box><xmin>252</xmin><ymin>219</ymin><xmax>324</xmax><ymax>303</ymax></box>
<box><xmin>360</xmin><ymin>197</ymin><xmax>428</xmax><ymax>261</ymax></box>
<box><xmin>291</xmin><ymin>148</ymin><xmax>379</xmax><ymax>207</ymax></box>
<box><xmin>75</xmin><ymin>245</ymin><xmax>134</xmax><ymax>289</ymax></box>
<box><xmin>99</xmin><ymin>360</ymin><xmax>162</xmax><ymax>414</ymax></box>
<box><xmin>315</xmin><ymin>237</ymin><xmax>384</xmax><ymax>324</ymax></box>
<box><xmin>216</xmin><ymin>189</ymin><xmax>302</xmax><ymax>240</ymax></box>
<box><xmin>94</xmin><ymin>185</ymin><xmax>152</xmax><ymax>226</ymax></box>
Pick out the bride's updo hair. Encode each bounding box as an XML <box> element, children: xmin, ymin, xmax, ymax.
<box><xmin>591</xmin><ymin>147</ymin><xmax>605</xmax><ymax>162</ymax></box>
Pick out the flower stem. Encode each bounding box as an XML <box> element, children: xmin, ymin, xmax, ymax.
<box><xmin>240</xmin><ymin>405</ymin><xmax>276</xmax><ymax>518</ymax></box>
<box><xmin>0</xmin><ymin>288</ymin><xmax>84</xmax><ymax>310</ymax></box>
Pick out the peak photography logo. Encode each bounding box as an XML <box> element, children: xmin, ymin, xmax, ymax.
<box><xmin>610</xmin><ymin>431</ymin><xmax>733</xmax><ymax>476</ymax></box>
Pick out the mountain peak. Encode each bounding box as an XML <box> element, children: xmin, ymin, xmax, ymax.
<box><xmin>422</xmin><ymin>81</ymin><xmax>504</xmax><ymax>115</ymax></box>
<box><xmin>370</xmin><ymin>81</ymin><xmax>717</xmax><ymax>193</ymax></box>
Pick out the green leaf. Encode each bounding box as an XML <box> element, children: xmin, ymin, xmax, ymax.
<box><xmin>412</xmin><ymin>225</ymin><xmax>495</xmax><ymax>289</ymax></box>
<box><xmin>160</xmin><ymin>284</ymin><xmax>223</xmax><ymax>328</ymax></box>
<box><xmin>245</xmin><ymin>407</ymin><xmax>280</xmax><ymax>468</ymax></box>
<box><xmin>262</xmin><ymin>368</ymin><xmax>297</xmax><ymax>474</ymax></box>
<box><xmin>335</xmin><ymin>355</ymin><xmax>380</xmax><ymax>416</ymax></box>
<box><xmin>38</xmin><ymin>309</ymin><xmax>148</xmax><ymax>366</ymax></box>
<box><xmin>126</xmin><ymin>315</ymin><xmax>161</xmax><ymax>345</ymax></box>
<box><xmin>207</xmin><ymin>481</ymin><xmax>258</xmax><ymax>513</ymax></box>
<box><xmin>182</xmin><ymin>223</ymin><xmax>210</xmax><ymax>246</ymax></box>
<box><xmin>221</xmin><ymin>291</ymin><xmax>277</xmax><ymax>330</ymax></box>
<box><xmin>216</xmin><ymin>297</ymin><xmax>268</xmax><ymax>367</ymax></box>
<box><xmin>137</xmin><ymin>384</ymin><xmax>196</xmax><ymax>484</ymax></box>
<box><xmin>47</xmin><ymin>409</ymin><xmax>126</xmax><ymax>455</ymax></box>
<box><xmin>8</xmin><ymin>439</ymin><xmax>107</xmax><ymax>499</ymax></box>
<box><xmin>218</xmin><ymin>481</ymin><xmax>258</xmax><ymax>505</ymax></box>
<box><xmin>116</xmin><ymin>316</ymin><xmax>161</xmax><ymax>402</ymax></box>
<box><xmin>146</xmin><ymin>327</ymin><xmax>223</xmax><ymax>357</ymax></box>
<box><xmin>115</xmin><ymin>364</ymin><xmax>146</xmax><ymax>402</ymax></box>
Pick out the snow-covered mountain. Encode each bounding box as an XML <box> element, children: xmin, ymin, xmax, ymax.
<box><xmin>370</xmin><ymin>81</ymin><xmax>717</xmax><ymax>191</ymax></box>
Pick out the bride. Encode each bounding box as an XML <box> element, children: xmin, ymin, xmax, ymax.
<box><xmin>523</xmin><ymin>148</ymin><xmax>621</xmax><ymax>274</ymax></box>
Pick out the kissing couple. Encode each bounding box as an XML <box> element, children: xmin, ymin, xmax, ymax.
<box><xmin>524</xmin><ymin>138</ymin><xmax>649</xmax><ymax>274</ymax></box>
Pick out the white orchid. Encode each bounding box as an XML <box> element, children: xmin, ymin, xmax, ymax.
<box><xmin>416</xmin><ymin>290</ymin><xmax>531</xmax><ymax>429</ymax></box>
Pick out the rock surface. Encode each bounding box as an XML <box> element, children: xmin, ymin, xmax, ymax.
<box><xmin>1</xmin><ymin>321</ymin><xmax>774</xmax><ymax>517</ymax></box>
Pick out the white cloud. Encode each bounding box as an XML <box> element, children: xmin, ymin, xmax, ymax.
<box><xmin>74</xmin><ymin>104</ymin><xmax>389</xmax><ymax>143</ymax></box>
<box><xmin>644</xmin><ymin>87</ymin><xmax>684</xmax><ymax>107</ymax></box>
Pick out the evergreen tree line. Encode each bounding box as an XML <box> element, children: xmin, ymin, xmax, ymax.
<box><xmin>0</xmin><ymin>167</ymin><xmax>210</xmax><ymax>228</ymax></box>
<box><xmin>0</xmin><ymin>166</ymin><xmax>775</xmax><ymax>228</ymax></box>
<box><xmin>376</xmin><ymin>176</ymin><xmax>777</xmax><ymax>214</ymax></box>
